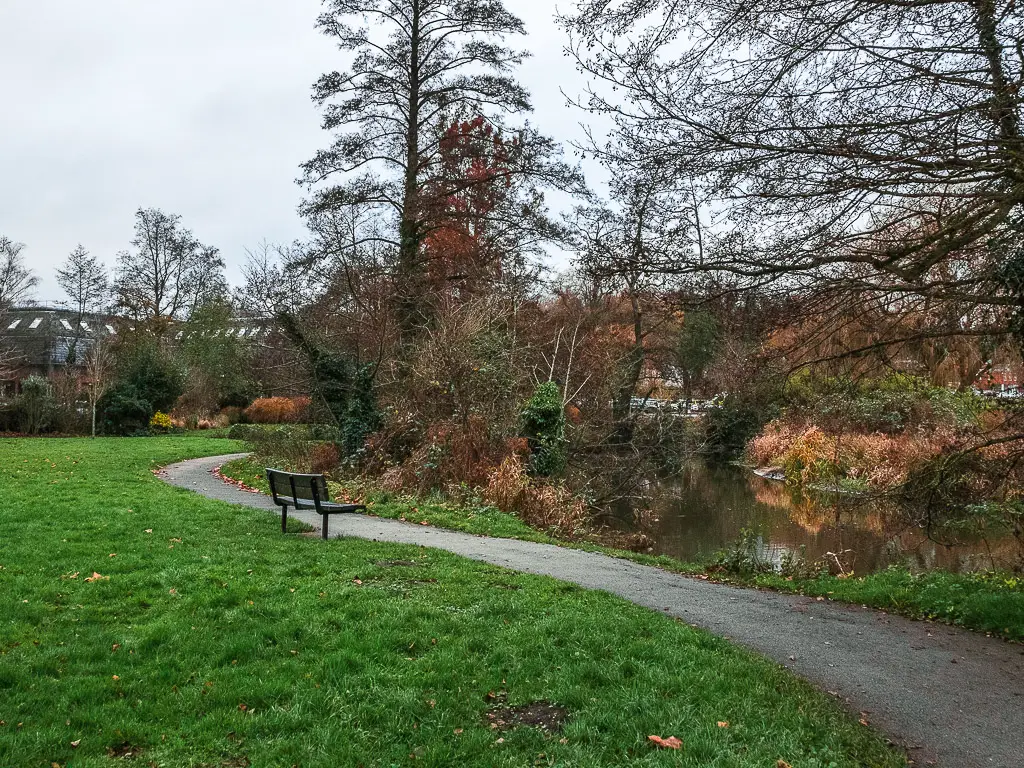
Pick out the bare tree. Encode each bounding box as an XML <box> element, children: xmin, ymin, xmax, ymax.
<box><xmin>0</xmin><ymin>236</ymin><xmax>38</xmax><ymax>311</ymax></box>
<box><xmin>84</xmin><ymin>332</ymin><xmax>114</xmax><ymax>438</ymax></box>
<box><xmin>300</xmin><ymin>0</ymin><xmax>582</xmax><ymax>341</ymax></box>
<box><xmin>237</xmin><ymin>241</ymin><xmax>289</xmax><ymax>316</ymax></box>
<box><xmin>114</xmin><ymin>208</ymin><xmax>226</xmax><ymax>334</ymax></box>
<box><xmin>0</xmin><ymin>237</ymin><xmax>36</xmax><ymax>385</ymax></box>
<box><xmin>560</xmin><ymin>0</ymin><xmax>1024</xmax><ymax>335</ymax></box>
<box><xmin>56</xmin><ymin>244</ymin><xmax>110</xmax><ymax>364</ymax></box>
<box><xmin>567</xmin><ymin>170</ymin><xmax>693</xmax><ymax>437</ymax></box>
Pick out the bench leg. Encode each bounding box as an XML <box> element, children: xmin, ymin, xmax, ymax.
<box><xmin>321</xmin><ymin>513</ymin><xmax>329</xmax><ymax>540</ymax></box>
<box><xmin>281</xmin><ymin>505</ymin><xmax>288</xmax><ymax>533</ymax></box>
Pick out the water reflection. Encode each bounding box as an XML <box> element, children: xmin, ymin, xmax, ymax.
<box><xmin>609</xmin><ymin>463</ymin><xmax>1020</xmax><ymax>574</ymax></box>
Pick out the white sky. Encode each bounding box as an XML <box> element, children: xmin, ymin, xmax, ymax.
<box><xmin>0</xmin><ymin>0</ymin><xmax>604</xmax><ymax>305</ymax></box>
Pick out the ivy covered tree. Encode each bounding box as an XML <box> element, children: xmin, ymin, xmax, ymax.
<box><xmin>521</xmin><ymin>381</ymin><xmax>567</xmax><ymax>477</ymax></box>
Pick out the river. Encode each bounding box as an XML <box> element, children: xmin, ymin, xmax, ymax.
<box><xmin>607</xmin><ymin>463</ymin><xmax>1020</xmax><ymax>575</ymax></box>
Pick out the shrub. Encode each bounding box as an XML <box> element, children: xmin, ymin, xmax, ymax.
<box><xmin>117</xmin><ymin>344</ymin><xmax>185</xmax><ymax>414</ymax></box>
<box><xmin>220</xmin><ymin>406</ymin><xmax>244</xmax><ymax>425</ymax></box>
<box><xmin>308</xmin><ymin>442</ymin><xmax>342</xmax><ymax>475</ymax></box>
<box><xmin>372</xmin><ymin>418</ymin><xmax>508</xmax><ymax>497</ymax></box>
<box><xmin>748</xmin><ymin>419</ymin><xmax>958</xmax><ymax>490</ymax></box>
<box><xmin>783</xmin><ymin>372</ymin><xmax>984</xmax><ymax>434</ymax></box>
<box><xmin>711</xmin><ymin>528</ymin><xmax>774</xmax><ymax>575</ymax></box>
<box><xmin>482</xmin><ymin>454</ymin><xmax>589</xmax><ymax>536</ymax></box>
<box><xmin>149</xmin><ymin>411</ymin><xmax>173</xmax><ymax>433</ymax></box>
<box><xmin>97</xmin><ymin>386</ymin><xmax>153</xmax><ymax>436</ymax></box>
<box><xmin>243</xmin><ymin>397</ymin><xmax>312</xmax><ymax>424</ymax></box>
<box><xmin>12</xmin><ymin>376</ymin><xmax>56</xmax><ymax>435</ymax></box>
<box><xmin>228</xmin><ymin>423</ymin><xmax>341</xmax><ymax>442</ymax></box>
<box><xmin>704</xmin><ymin>395</ymin><xmax>776</xmax><ymax>462</ymax></box>
<box><xmin>521</xmin><ymin>382</ymin><xmax>567</xmax><ymax>477</ymax></box>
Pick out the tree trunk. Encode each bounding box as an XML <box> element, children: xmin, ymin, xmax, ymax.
<box><xmin>397</xmin><ymin>0</ymin><xmax>425</xmax><ymax>346</ymax></box>
<box><xmin>612</xmin><ymin>292</ymin><xmax>645</xmax><ymax>444</ymax></box>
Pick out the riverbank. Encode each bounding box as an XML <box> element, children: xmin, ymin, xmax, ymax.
<box><xmin>179</xmin><ymin>451</ymin><xmax>1024</xmax><ymax>767</ymax></box>
<box><xmin>221</xmin><ymin>456</ymin><xmax>1024</xmax><ymax>640</ymax></box>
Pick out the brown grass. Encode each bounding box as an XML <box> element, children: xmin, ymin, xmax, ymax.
<box><xmin>482</xmin><ymin>454</ymin><xmax>589</xmax><ymax>536</ymax></box>
<box><xmin>749</xmin><ymin>420</ymin><xmax>958</xmax><ymax>490</ymax></box>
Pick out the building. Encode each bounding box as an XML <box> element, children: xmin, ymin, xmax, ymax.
<box><xmin>0</xmin><ymin>306</ymin><xmax>285</xmax><ymax>399</ymax></box>
<box><xmin>0</xmin><ymin>307</ymin><xmax>115</xmax><ymax>398</ymax></box>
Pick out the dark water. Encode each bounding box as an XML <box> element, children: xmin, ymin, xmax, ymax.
<box><xmin>609</xmin><ymin>464</ymin><xmax>1020</xmax><ymax>574</ymax></box>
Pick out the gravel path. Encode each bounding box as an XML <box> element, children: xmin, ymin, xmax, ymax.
<box><xmin>161</xmin><ymin>454</ymin><xmax>1024</xmax><ymax>768</ymax></box>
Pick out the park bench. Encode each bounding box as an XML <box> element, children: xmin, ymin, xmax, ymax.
<box><xmin>266</xmin><ymin>468</ymin><xmax>366</xmax><ymax>540</ymax></box>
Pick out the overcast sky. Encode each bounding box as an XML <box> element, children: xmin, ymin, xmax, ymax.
<box><xmin>0</xmin><ymin>1</ymin><xmax>601</xmax><ymax>306</ymax></box>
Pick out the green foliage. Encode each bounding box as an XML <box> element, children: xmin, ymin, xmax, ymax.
<box><xmin>521</xmin><ymin>381</ymin><xmax>567</xmax><ymax>476</ymax></box>
<box><xmin>674</xmin><ymin>310</ymin><xmax>720</xmax><ymax>394</ymax></box>
<box><xmin>784</xmin><ymin>372</ymin><xmax>984</xmax><ymax>434</ymax></box>
<box><xmin>992</xmin><ymin>211</ymin><xmax>1024</xmax><ymax>349</ymax></box>
<box><xmin>96</xmin><ymin>386</ymin><xmax>154</xmax><ymax>436</ymax></box>
<box><xmin>712</xmin><ymin>528</ymin><xmax>774</xmax><ymax>575</ymax></box>
<box><xmin>120</xmin><ymin>342</ymin><xmax>185</xmax><ymax>414</ymax></box>
<box><xmin>98</xmin><ymin>342</ymin><xmax>185</xmax><ymax>435</ymax></box>
<box><xmin>702</xmin><ymin>364</ymin><xmax>784</xmax><ymax>462</ymax></box>
<box><xmin>339</xmin><ymin>362</ymin><xmax>382</xmax><ymax>455</ymax></box>
<box><xmin>704</xmin><ymin>395</ymin><xmax>779</xmax><ymax>462</ymax></box>
<box><xmin>12</xmin><ymin>376</ymin><xmax>56</xmax><ymax>434</ymax></box>
<box><xmin>149</xmin><ymin>411</ymin><xmax>173</xmax><ymax>433</ymax></box>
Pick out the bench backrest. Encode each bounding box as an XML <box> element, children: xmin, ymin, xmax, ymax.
<box><xmin>266</xmin><ymin>469</ymin><xmax>330</xmax><ymax>508</ymax></box>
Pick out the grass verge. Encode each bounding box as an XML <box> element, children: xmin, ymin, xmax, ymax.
<box><xmin>0</xmin><ymin>437</ymin><xmax>904</xmax><ymax>767</ymax></box>
<box><xmin>222</xmin><ymin>455</ymin><xmax>1024</xmax><ymax>642</ymax></box>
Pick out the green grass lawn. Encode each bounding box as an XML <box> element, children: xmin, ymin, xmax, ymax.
<box><xmin>0</xmin><ymin>438</ymin><xmax>906</xmax><ymax>767</ymax></box>
<box><xmin>223</xmin><ymin>454</ymin><xmax>1024</xmax><ymax>642</ymax></box>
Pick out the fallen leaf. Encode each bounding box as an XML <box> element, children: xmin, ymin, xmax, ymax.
<box><xmin>144</xmin><ymin>530</ymin><xmax>153</xmax><ymax>534</ymax></box>
<box><xmin>112</xmin><ymin>675</ymin><xmax>120</xmax><ymax>681</ymax></box>
<box><xmin>420</xmin><ymin>521</ymin><xmax>429</xmax><ymax>526</ymax></box>
<box><xmin>168</xmin><ymin>588</ymin><xmax>177</xmax><ymax>595</ymax></box>
<box><xmin>777</xmin><ymin>761</ymin><xmax>793</xmax><ymax>768</ymax></box>
<box><xmin>84</xmin><ymin>572</ymin><xmax>108</xmax><ymax>583</ymax></box>
<box><xmin>70</xmin><ymin>740</ymin><xmax>81</xmax><ymax>748</ymax></box>
<box><xmin>352</xmin><ymin>579</ymin><xmax>363</xmax><ymax>586</ymax></box>
<box><xmin>112</xmin><ymin>644</ymin><xmax>121</xmax><ymax>652</ymax></box>
<box><xmin>648</xmin><ymin>735</ymin><xmax>682</xmax><ymax>750</ymax></box>
<box><xmin>859</xmin><ymin>718</ymin><xmax>870</xmax><ymax>726</ymax></box>
<box><xmin>238</xmin><ymin>703</ymin><xmax>248</xmax><ymax>712</ymax></box>
<box><xmin>454</xmin><ymin>728</ymin><xmax>463</xmax><ymax>734</ymax></box>
<box><xmin>108</xmin><ymin>553</ymin><xmax>117</xmax><ymax>558</ymax></box>
<box><xmin>717</xmin><ymin>721</ymin><xmax>729</xmax><ymax>728</ymax></box>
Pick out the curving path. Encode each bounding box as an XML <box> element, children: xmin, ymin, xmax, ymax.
<box><xmin>161</xmin><ymin>454</ymin><xmax>1024</xmax><ymax>768</ymax></box>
